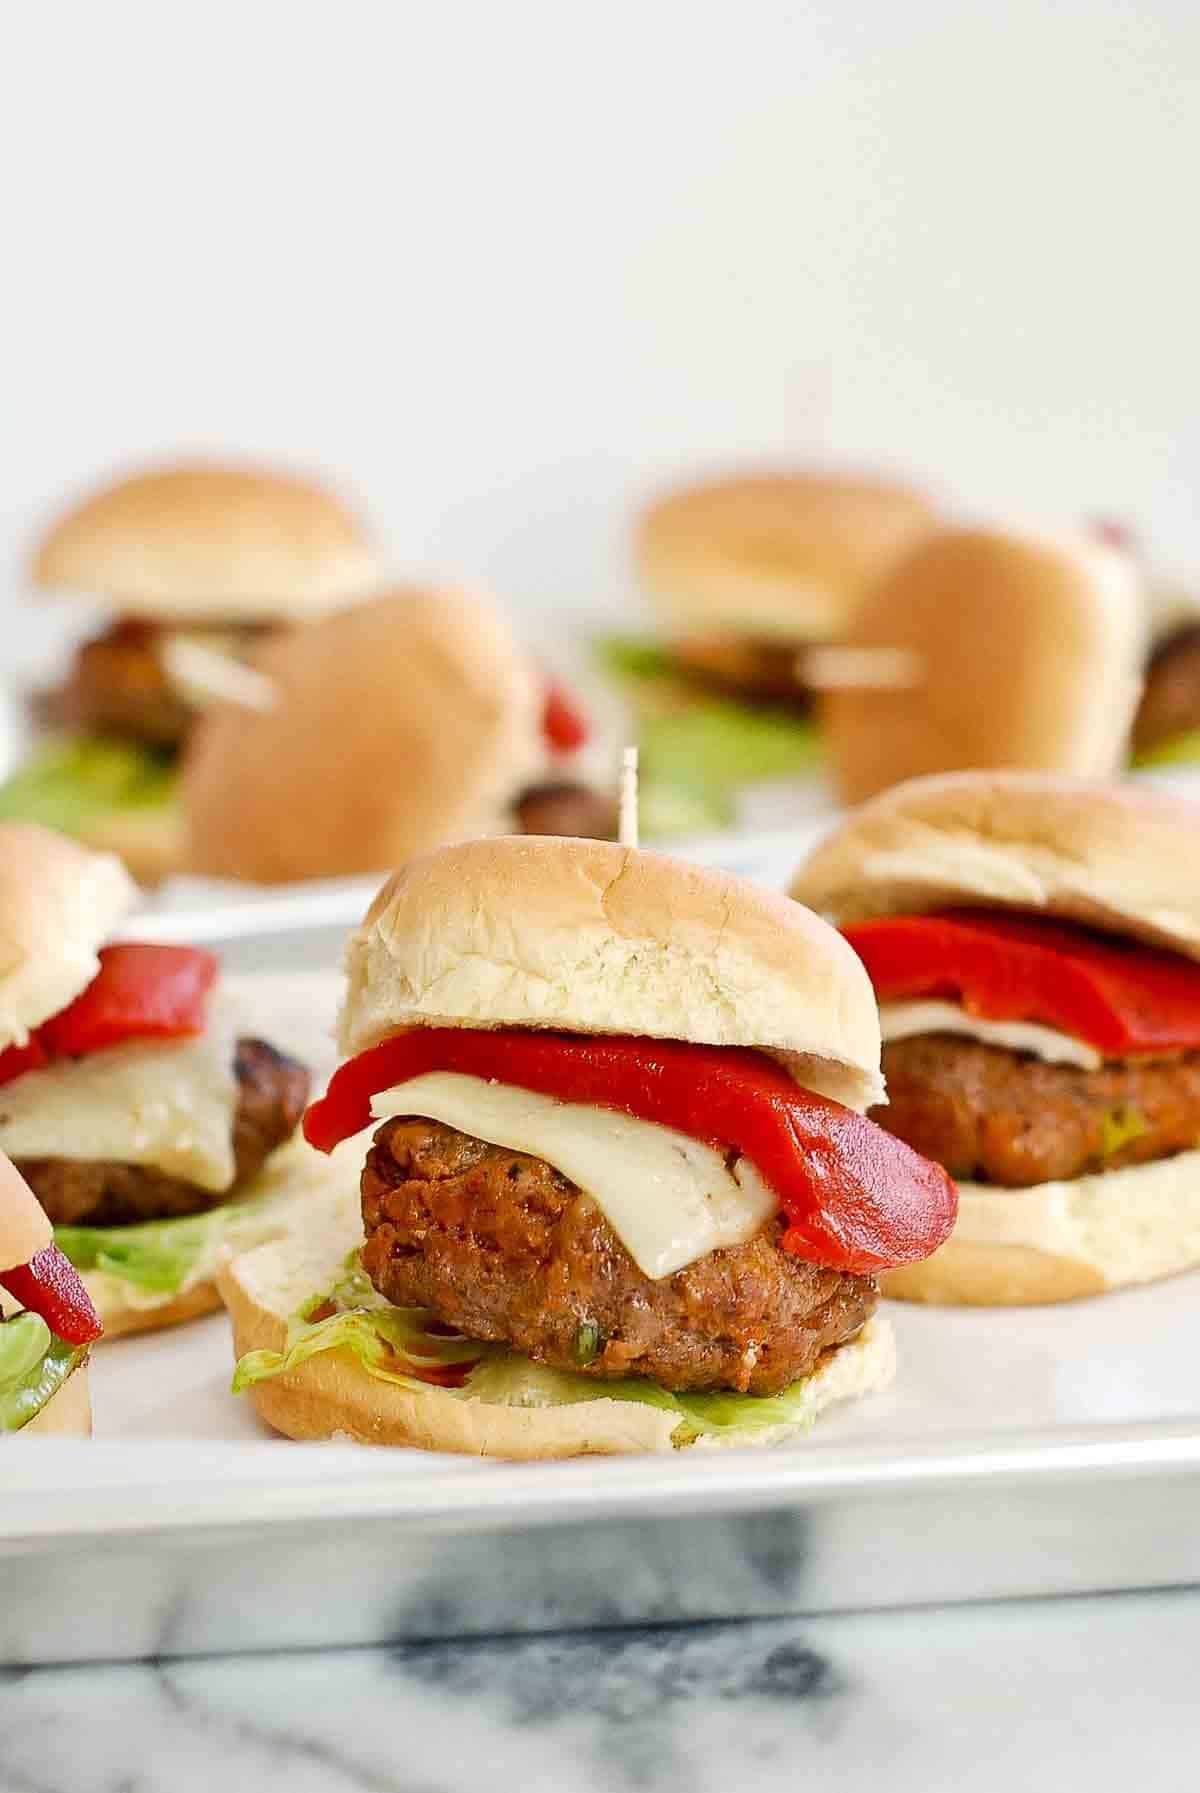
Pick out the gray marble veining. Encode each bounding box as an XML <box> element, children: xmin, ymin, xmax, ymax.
<box><xmin>5</xmin><ymin>1589</ymin><xmax>1200</xmax><ymax>1793</ymax></box>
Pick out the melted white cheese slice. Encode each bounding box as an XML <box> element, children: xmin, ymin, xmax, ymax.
<box><xmin>0</xmin><ymin>995</ymin><xmax>240</xmax><ymax>1190</ymax></box>
<box><xmin>370</xmin><ymin>1073</ymin><xmax>778</xmax><ymax>1280</ymax></box>
<box><xmin>878</xmin><ymin>1001</ymin><xmax>1102</xmax><ymax>1071</ymax></box>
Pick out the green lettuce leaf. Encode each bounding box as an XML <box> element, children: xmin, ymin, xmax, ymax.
<box><xmin>1132</xmin><ymin>730</ymin><xmax>1200</xmax><ymax>769</ymax></box>
<box><xmin>232</xmin><ymin>1256</ymin><xmax>825</xmax><ymax>1444</ymax></box>
<box><xmin>0</xmin><ymin>734</ymin><xmax>177</xmax><ymax>834</ymax></box>
<box><xmin>595</xmin><ymin>635</ymin><xmax>676</xmax><ymax>684</ymax></box>
<box><xmin>0</xmin><ymin>1314</ymin><xmax>85</xmax><ymax>1432</ymax></box>
<box><xmin>55</xmin><ymin>1189</ymin><xmax>290</xmax><ymax>1296</ymax></box>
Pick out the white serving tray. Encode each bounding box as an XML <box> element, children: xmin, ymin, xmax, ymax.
<box><xmin>6</xmin><ymin>830</ymin><xmax>1200</xmax><ymax>1664</ymax></box>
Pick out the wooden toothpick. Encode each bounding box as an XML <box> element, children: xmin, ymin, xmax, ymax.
<box><xmin>618</xmin><ymin>745</ymin><xmax>640</xmax><ymax>848</ymax></box>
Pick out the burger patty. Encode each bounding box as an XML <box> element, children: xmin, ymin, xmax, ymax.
<box><xmin>875</xmin><ymin>1034</ymin><xmax>1200</xmax><ymax>1187</ymax></box>
<box><xmin>360</xmin><ymin>1116</ymin><xmax>876</xmax><ymax>1396</ymax></box>
<box><xmin>671</xmin><ymin>635</ymin><xmax>813</xmax><ymax>710</ymax></box>
<box><xmin>1133</xmin><ymin>623</ymin><xmax>1200</xmax><ymax>754</ymax></box>
<box><xmin>514</xmin><ymin>780</ymin><xmax>619</xmax><ymax>840</ymax></box>
<box><xmin>67</xmin><ymin>618</ymin><xmax>274</xmax><ymax>751</ymax></box>
<box><xmin>18</xmin><ymin>1038</ymin><xmax>310</xmax><ymax>1228</ymax></box>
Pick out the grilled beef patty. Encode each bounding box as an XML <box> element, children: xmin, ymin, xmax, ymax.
<box><xmin>66</xmin><ymin>618</ymin><xmax>274</xmax><ymax>751</ymax></box>
<box><xmin>875</xmin><ymin>1034</ymin><xmax>1200</xmax><ymax>1187</ymax></box>
<box><xmin>19</xmin><ymin>1038</ymin><xmax>310</xmax><ymax>1227</ymax></box>
<box><xmin>360</xmin><ymin>1115</ymin><xmax>877</xmax><ymax>1396</ymax></box>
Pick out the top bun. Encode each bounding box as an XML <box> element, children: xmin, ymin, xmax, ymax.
<box><xmin>636</xmin><ymin>470</ymin><xmax>936</xmax><ymax>644</ymax></box>
<box><xmin>341</xmin><ymin>835</ymin><xmax>885</xmax><ymax>1111</ymax></box>
<box><xmin>32</xmin><ymin>463</ymin><xmax>378</xmax><ymax>621</ymax></box>
<box><xmin>791</xmin><ymin>770</ymin><xmax>1200</xmax><ymax>958</ymax></box>
<box><xmin>0</xmin><ymin>823</ymin><xmax>136</xmax><ymax>1048</ymax></box>
<box><xmin>0</xmin><ymin>1152</ymin><xmax>53</xmax><ymax>1271</ymax></box>
<box><xmin>818</xmin><ymin>525</ymin><xmax>1144</xmax><ymax>805</ymax></box>
<box><xmin>182</xmin><ymin>587</ymin><xmax>545</xmax><ymax>884</ymax></box>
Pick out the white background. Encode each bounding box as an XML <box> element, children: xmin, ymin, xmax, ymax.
<box><xmin>4</xmin><ymin>1</ymin><xmax>1199</xmax><ymax>670</ymax></box>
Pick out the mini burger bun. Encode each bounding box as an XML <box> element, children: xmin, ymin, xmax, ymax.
<box><xmin>637</xmin><ymin>470</ymin><xmax>936</xmax><ymax>644</ymax></box>
<box><xmin>79</xmin><ymin>1272</ymin><xmax>222</xmax><ymax>1340</ymax></box>
<box><xmin>791</xmin><ymin>769</ymin><xmax>1200</xmax><ymax>959</ymax></box>
<box><xmin>182</xmin><ymin>588</ymin><xmax>545</xmax><ymax>884</ymax></box>
<box><xmin>342</xmin><ymin>835</ymin><xmax>886</xmax><ymax>1111</ymax></box>
<box><xmin>218</xmin><ymin>1187</ymin><xmax>896</xmax><ymax>1458</ymax></box>
<box><xmin>23</xmin><ymin>1364</ymin><xmax>93</xmax><ymax>1437</ymax></box>
<box><xmin>818</xmin><ymin>526</ymin><xmax>1144</xmax><ymax>805</ymax></box>
<box><xmin>32</xmin><ymin>463</ymin><xmax>378</xmax><ymax>623</ymax></box>
<box><xmin>883</xmin><ymin>1148</ymin><xmax>1200</xmax><ymax>1305</ymax></box>
<box><xmin>0</xmin><ymin>823</ymin><xmax>136</xmax><ymax>1046</ymax></box>
<box><xmin>72</xmin><ymin>805</ymin><xmax>186</xmax><ymax>889</ymax></box>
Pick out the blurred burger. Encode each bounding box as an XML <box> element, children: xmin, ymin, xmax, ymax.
<box><xmin>220</xmin><ymin>837</ymin><xmax>956</xmax><ymax>1457</ymax></box>
<box><xmin>0</xmin><ymin>824</ymin><xmax>310</xmax><ymax>1335</ymax></box>
<box><xmin>1131</xmin><ymin>582</ymin><xmax>1200</xmax><ymax>768</ymax></box>
<box><xmin>183</xmin><ymin>587</ymin><xmax>615</xmax><ymax>884</ymax></box>
<box><xmin>1</xmin><ymin>1153</ymin><xmax>101</xmax><ymax>1436</ymax></box>
<box><xmin>793</xmin><ymin>771</ymin><xmax>1200</xmax><ymax>1304</ymax></box>
<box><xmin>817</xmin><ymin>524</ymin><xmax>1145</xmax><ymax>805</ymax></box>
<box><xmin>600</xmin><ymin>471</ymin><xmax>937</xmax><ymax>832</ymax></box>
<box><xmin>3</xmin><ymin>462</ymin><xmax>378</xmax><ymax>881</ymax></box>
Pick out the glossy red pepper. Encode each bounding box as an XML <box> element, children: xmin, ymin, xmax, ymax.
<box><xmin>843</xmin><ymin>910</ymin><xmax>1200</xmax><ymax>1058</ymax></box>
<box><xmin>0</xmin><ymin>1244</ymin><xmax>103</xmax><ymax>1345</ymax></box>
<box><xmin>305</xmin><ymin>1030</ymin><xmax>956</xmax><ymax>1274</ymax></box>
<box><xmin>0</xmin><ymin>944</ymin><xmax>218</xmax><ymax>1089</ymax></box>
<box><xmin>543</xmin><ymin>682</ymin><xmax>590</xmax><ymax>753</ymax></box>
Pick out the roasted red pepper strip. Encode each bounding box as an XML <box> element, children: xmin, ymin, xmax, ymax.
<box><xmin>0</xmin><ymin>945</ymin><xmax>219</xmax><ymax>1090</ymax></box>
<box><xmin>542</xmin><ymin>681</ymin><xmax>590</xmax><ymax>753</ymax></box>
<box><xmin>843</xmin><ymin>910</ymin><xmax>1200</xmax><ymax>1058</ymax></box>
<box><xmin>305</xmin><ymin>1030</ymin><xmax>956</xmax><ymax>1274</ymax></box>
<box><xmin>0</xmin><ymin>1244</ymin><xmax>103</xmax><ymax>1345</ymax></box>
<box><xmin>39</xmin><ymin>944</ymin><xmax>218</xmax><ymax>1059</ymax></box>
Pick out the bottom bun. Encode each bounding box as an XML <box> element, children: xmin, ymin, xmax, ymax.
<box><xmin>76</xmin><ymin>807</ymin><xmax>184</xmax><ymax>887</ymax></box>
<box><xmin>883</xmin><ymin>1147</ymin><xmax>1200</xmax><ymax>1306</ymax></box>
<box><xmin>82</xmin><ymin>1274</ymin><xmax>223</xmax><ymax>1340</ymax></box>
<box><xmin>218</xmin><ymin>1179</ymin><xmax>895</xmax><ymax>1459</ymax></box>
<box><xmin>23</xmin><ymin>1364</ymin><xmax>92</xmax><ymax>1437</ymax></box>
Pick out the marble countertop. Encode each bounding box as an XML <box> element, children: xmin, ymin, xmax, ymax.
<box><xmin>5</xmin><ymin>1588</ymin><xmax>1198</xmax><ymax>1793</ymax></box>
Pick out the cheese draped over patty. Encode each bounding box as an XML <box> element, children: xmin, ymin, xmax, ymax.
<box><xmin>370</xmin><ymin>1073</ymin><xmax>780</xmax><ymax>1280</ymax></box>
<box><xmin>878</xmin><ymin>1000</ymin><xmax>1103</xmax><ymax>1070</ymax></box>
<box><xmin>0</xmin><ymin>995</ymin><xmax>239</xmax><ymax>1190</ymax></box>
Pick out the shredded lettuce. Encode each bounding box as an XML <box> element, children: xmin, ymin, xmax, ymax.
<box><xmin>0</xmin><ymin>1315</ymin><xmax>84</xmax><ymax>1432</ymax></box>
<box><xmin>1132</xmin><ymin>730</ymin><xmax>1200</xmax><ymax>769</ymax></box>
<box><xmin>0</xmin><ymin>734</ymin><xmax>177</xmax><ymax>834</ymax></box>
<box><xmin>55</xmin><ymin>1190</ymin><xmax>290</xmax><ymax>1296</ymax></box>
<box><xmin>232</xmin><ymin>1254</ymin><xmax>825</xmax><ymax>1444</ymax></box>
<box><xmin>595</xmin><ymin>633</ymin><xmax>822</xmax><ymax>835</ymax></box>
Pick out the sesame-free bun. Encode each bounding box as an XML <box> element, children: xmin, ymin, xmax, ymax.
<box><xmin>818</xmin><ymin>526</ymin><xmax>1144</xmax><ymax>805</ymax></box>
<box><xmin>32</xmin><ymin>463</ymin><xmax>378</xmax><ymax>622</ymax></box>
<box><xmin>342</xmin><ymin>835</ymin><xmax>885</xmax><ymax>1111</ymax></box>
<box><xmin>0</xmin><ymin>1152</ymin><xmax>53</xmax><ymax>1270</ymax></box>
<box><xmin>79</xmin><ymin>1274</ymin><xmax>222</xmax><ymax>1340</ymax></box>
<box><xmin>22</xmin><ymin>1363</ymin><xmax>92</xmax><ymax>1436</ymax></box>
<box><xmin>0</xmin><ymin>823</ymin><xmax>136</xmax><ymax>1049</ymax></box>
<box><xmin>882</xmin><ymin>1147</ymin><xmax>1200</xmax><ymax>1305</ymax></box>
<box><xmin>218</xmin><ymin>1177</ymin><xmax>895</xmax><ymax>1457</ymax></box>
<box><xmin>791</xmin><ymin>769</ymin><xmax>1200</xmax><ymax>959</ymax></box>
<box><xmin>637</xmin><ymin>471</ymin><xmax>936</xmax><ymax>644</ymax></box>
<box><xmin>182</xmin><ymin>587</ymin><xmax>545</xmax><ymax>884</ymax></box>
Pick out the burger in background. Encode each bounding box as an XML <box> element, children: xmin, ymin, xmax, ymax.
<box><xmin>1</xmin><ymin>1152</ymin><xmax>101</xmax><ymax>1436</ymax></box>
<box><xmin>1087</xmin><ymin>517</ymin><xmax>1200</xmax><ymax>773</ymax></box>
<box><xmin>183</xmin><ymin>587</ymin><xmax>616</xmax><ymax>884</ymax></box>
<box><xmin>0</xmin><ymin>824</ymin><xmax>311</xmax><ymax>1336</ymax></box>
<box><xmin>1</xmin><ymin>462</ymin><xmax>379</xmax><ymax>882</ymax></box>
<box><xmin>599</xmin><ymin>470</ymin><xmax>937</xmax><ymax>832</ymax></box>
<box><xmin>793</xmin><ymin>771</ymin><xmax>1200</xmax><ymax>1305</ymax></box>
<box><xmin>220</xmin><ymin>835</ymin><xmax>956</xmax><ymax>1457</ymax></box>
<box><xmin>816</xmin><ymin>524</ymin><xmax>1144</xmax><ymax>806</ymax></box>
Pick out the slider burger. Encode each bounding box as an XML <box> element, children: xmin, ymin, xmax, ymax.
<box><xmin>183</xmin><ymin>588</ymin><xmax>614</xmax><ymax>884</ymax></box>
<box><xmin>1</xmin><ymin>1153</ymin><xmax>101</xmax><ymax>1436</ymax></box>
<box><xmin>792</xmin><ymin>772</ymin><xmax>1200</xmax><ymax>1304</ymax></box>
<box><xmin>0</xmin><ymin>824</ymin><xmax>309</xmax><ymax>1335</ymax></box>
<box><xmin>220</xmin><ymin>837</ymin><xmax>956</xmax><ymax>1457</ymax></box>
<box><xmin>7</xmin><ymin>462</ymin><xmax>378</xmax><ymax>881</ymax></box>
